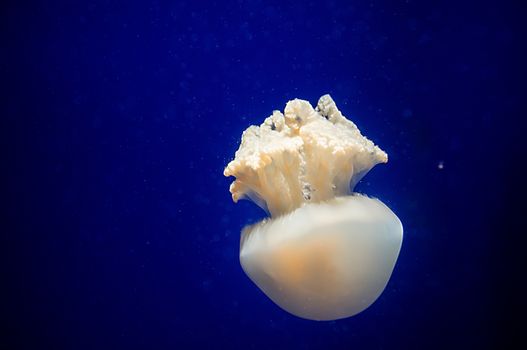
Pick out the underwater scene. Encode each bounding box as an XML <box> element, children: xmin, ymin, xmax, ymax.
<box><xmin>3</xmin><ymin>0</ymin><xmax>525</xmax><ymax>349</ymax></box>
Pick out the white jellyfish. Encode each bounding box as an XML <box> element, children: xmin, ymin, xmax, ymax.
<box><xmin>224</xmin><ymin>95</ymin><xmax>403</xmax><ymax>321</ymax></box>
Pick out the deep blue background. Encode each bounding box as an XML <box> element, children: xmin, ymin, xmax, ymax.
<box><xmin>3</xmin><ymin>0</ymin><xmax>525</xmax><ymax>349</ymax></box>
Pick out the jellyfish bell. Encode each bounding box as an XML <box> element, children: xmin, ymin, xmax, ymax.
<box><xmin>224</xmin><ymin>95</ymin><xmax>403</xmax><ymax>321</ymax></box>
<box><xmin>240</xmin><ymin>195</ymin><xmax>402</xmax><ymax>321</ymax></box>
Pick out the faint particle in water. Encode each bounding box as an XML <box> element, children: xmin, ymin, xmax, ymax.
<box><xmin>223</xmin><ymin>95</ymin><xmax>403</xmax><ymax>321</ymax></box>
<box><xmin>438</xmin><ymin>161</ymin><xmax>445</xmax><ymax>170</ymax></box>
<box><xmin>222</xmin><ymin>247</ymin><xmax>234</xmax><ymax>261</ymax></box>
<box><xmin>202</xmin><ymin>279</ymin><xmax>212</xmax><ymax>290</ymax></box>
<box><xmin>221</xmin><ymin>215</ymin><xmax>230</xmax><ymax>224</ymax></box>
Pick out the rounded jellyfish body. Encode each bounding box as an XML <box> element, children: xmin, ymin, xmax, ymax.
<box><xmin>224</xmin><ymin>95</ymin><xmax>403</xmax><ymax>320</ymax></box>
<box><xmin>240</xmin><ymin>195</ymin><xmax>403</xmax><ymax>320</ymax></box>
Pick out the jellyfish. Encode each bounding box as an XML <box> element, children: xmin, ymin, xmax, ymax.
<box><xmin>223</xmin><ymin>95</ymin><xmax>403</xmax><ymax>321</ymax></box>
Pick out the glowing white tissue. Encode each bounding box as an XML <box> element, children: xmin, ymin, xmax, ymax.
<box><xmin>224</xmin><ymin>95</ymin><xmax>403</xmax><ymax>321</ymax></box>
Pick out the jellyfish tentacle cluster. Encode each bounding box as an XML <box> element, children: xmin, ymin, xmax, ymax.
<box><xmin>224</xmin><ymin>95</ymin><xmax>403</xmax><ymax>321</ymax></box>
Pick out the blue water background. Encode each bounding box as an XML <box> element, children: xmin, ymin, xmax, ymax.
<box><xmin>3</xmin><ymin>0</ymin><xmax>524</xmax><ymax>349</ymax></box>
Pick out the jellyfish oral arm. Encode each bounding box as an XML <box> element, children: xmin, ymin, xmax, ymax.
<box><xmin>224</xmin><ymin>95</ymin><xmax>387</xmax><ymax>217</ymax></box>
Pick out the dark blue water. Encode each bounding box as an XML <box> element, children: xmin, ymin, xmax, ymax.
<box><xmin>3</xmin><ymin>1</ymin><xmax>525</xmax><ymax>349</ymax></box>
